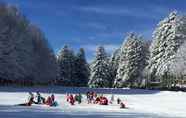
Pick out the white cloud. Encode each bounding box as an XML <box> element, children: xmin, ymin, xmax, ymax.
<box><xmin>76</xmin><ymin>5</ymin><xmax>170</xmax><ymax>20</ymax></box>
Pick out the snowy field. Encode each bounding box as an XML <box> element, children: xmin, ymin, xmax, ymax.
<box><xmin>0</xmin><ymin>87</ymin><xmax>185</xmax><ymax>118</ymax></box>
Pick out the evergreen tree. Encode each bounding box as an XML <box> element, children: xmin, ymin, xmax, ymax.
<box><xmin>57</xmin><ymin>45</ymin><xmax>76</xmax><ymax>86</ymax></box>
<box><xmin>147</xmin><ymin>11</ymin><xmax>186</xmax><ymax>88</ymax></box>
<box><xmin>0</xmin><ymin>3</ymin><xmax>57</xmax><ymax>85</ymax></box>
<box><xmin>74</xmin><ymin>48</ymin><xmax>90</xmax><ymax>87</ymax></box>
<box><xmin>114</xmin><ymin>33</ymin><xmax>147</xmax><ymax>88</ymax></box>
<box><xmin>88</xmin><ymin>46</ymin><xmax>112</xmax><ymax>88</ymax></box>
<box><xmin>170</xmin><ymin>39</ymin><xmax>186</xmax><ymax>87</ymax></box>
<box><xmin>28</xmin><ymin>25</ymin><xmax>58</xmax><ymax>84</ymax></box>
<box><xmin>110</xmin><ymin>48</ymin><xmax>121</xmax><ymax>86</ymax></box>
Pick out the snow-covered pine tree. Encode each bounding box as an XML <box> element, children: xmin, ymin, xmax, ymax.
<box><xmin>147</xmin><ymin>11</ymin><xmax>186</xmax><ymax>88</ymax></box>
<box><xmin>88</xmin><ymin>46</ymin><xmax>112</xmax><ymax>88</ymax></box>
<box><xmin>74</xmin><ymin>48</ymin><xmax>90</xmax><ymax>87</ymax></box>
<box><xmin>0</xmin><ymin>3</ymin><xmax>58</xmax><ymax>86</ymax></box>
<box><xmin>0</xmin><ymin>4</ymin><xmax>20</xmax><ymax>83</ymax></box>
<box><xmin>28</xmin><ymin>25</ymin><xmax>58</xmax><ymax>85</ymax></box>
<box><xmin>170</xmin><ymin>40</ymin><xmax>186</xmax><ymax>87</ymax></box>
<box><xmin>110</xmin><ymin>48</ymin><xmax>121</xmax><ymax>87</ymax></box>
<box><xmin>57</xmin><ymin>45</ymin><xmax>76</xmax><ymax>86</ymax></box>
<box><xmin>114</xmin><ymin>33</ymin><xmax>147</xmax><ymax>88</ymax></box>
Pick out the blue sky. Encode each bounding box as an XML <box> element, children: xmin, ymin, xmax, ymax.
<box><xmin>2</xmin><ymin>0</ymin><xmax>186</xmax><ymax>62</ymax></box>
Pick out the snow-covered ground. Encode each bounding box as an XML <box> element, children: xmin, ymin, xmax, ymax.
<box><xmin>0</xmin><ymin>87</ymin><xmax>185</xmax><ymax>118</ymax></box>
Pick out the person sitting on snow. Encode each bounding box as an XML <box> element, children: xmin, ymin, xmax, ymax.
<box><xmin>94</xmin><ymin>96</ymin><xmax>101</xmax><ymax>104</ymax></box>
<box><xmin>51</xmin><ymin>94</ymin><xmax>58</xmax><ymax>107</ymax></box>
<box><xmin>76</xmin><ymin>93</ymin><xmax>82</xmax><ymax>104</ymax></box>
<box><xmin>100</xmin><ymin>96</ymin><xmax>108</xmax><ymax>105</ymax></box>
<box><xmin>120</xmin><ymin>102</ymin><xmax>126</xmax><ymax>109</ymax></box>
<box><xmin>74</xmin><ymin>94</ymin><xmax>78</xmax><ymax>102</ymax></box>
<box><xmin>35</xmin><ymin>91</ymin><xmax>45</xmax><ymax>104</ymax></box>
<box><xmin>17</xmin><ymin>92</ymin><xmax>34</xmax><ymax>106</ymax></box>
<box><xmin>51</xmin><ymin>94</ymin><xmax>55</xmax><ymax>102</ymax></box>
<box><xmin>66</xmin><ymin>93</ymin><xmax>70</xmax><ymax>102</ymax></box>
<box><xmin>86</xmin><ymin>91</ymin><xmax>90</xmax><ymax>103</ymax></box>
<box><xmin>89</xmin><ymin>92</ymin><xmax>94</xmax><ymax>103</ymax></box>
<box><xmin>93</xmin><ymin>92</ymin><xmax>97</xmax><ymax>98</ymax></box>
<box><xmin>45</xmin><ymin>96</ymin><xmax>52</xmax><ymax>106</ymax></box>
<box><xmin>45</xmin><ymin>94</ymin><xmax>58</xmax><ymax>107</ymax></box>
<box><xmin>69</xmin><ymin>94</ymin><xmax>75</xmax><ymax>105</ymax></box>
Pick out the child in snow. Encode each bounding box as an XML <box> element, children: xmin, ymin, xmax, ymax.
<box><xmin>75</xmin><ymin>94</ymin><xmax>78</xmax><ymax>102</ymax></box>
<box><xmin>76</xmin><ymin>93</ymin><xmax>82</xmax><ymax>104</ymax></box>
<box><xmin>45</xmin><ymin>96</ymin><xmax>52</xmax><ymax>106</ymax></box>
<box><xmin>93</xmin><ymin>92</ymin><xmax>97</xmax><ymax>98</ymax></box>
<box><xmin>51</xmin><ymin>94</ymin><xmax>58</xmax><ymax>107</ymax></box>
<box><xmin>35</xmin><ymin>91</ymin><xmax>45</xmax><ymax>104</ymax></box>
<box><xmin>94</xmin><ymin>96</ymin><xmax>101</xmax><ymax>104</ymax></box>
<box><xmin>51</xmin><ymin>94</ymin><xmax>55</xmax><ymax>102</ymax></box>
<box><xmin>120</xmin><ymin>102</ymin><xmax>126</xmax><ymax>109</ymax></box>
<box><xmin>18</xmin><ymin>92</ymin><xmax>34</xmax><ymax>106</ymax></box>
<box><xmin>100</xmin><ymin>96</ymin><xmax>108</xmax><ymax>105</ymax></box>
<box><xmin>45</xmin><ymin>94</ymin><xmax>58</xmax><ymax>107</ymax></box>
<box><xmin>66</xmin><ymin>93</ymin><xmax>70</xmax><ymax>102</ymax></box>
<box><xmin>89</xmin><ymin>92</ymin><xmax>94</xmax><ymax>103</ymax></box>
<box><xmin>86</xmin><ymin>92</ymin><xmax>91</xmax><ymax>104</ymax></box>
<box><xmin>117</xmin><ymin>98</ymin><xmax>121</xmax><ymax>104</ymax></box>
<box><xmin>69</xmin><ymin>94</ymin><xmax>75</xmax><ymax>105</ymax></box>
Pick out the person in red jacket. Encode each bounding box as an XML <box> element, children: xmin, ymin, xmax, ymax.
<box><xmin>45</xmin><ymin>96</ymin><xmax>52</xmax><ymax>106</ymax></box>
<box><xmin>100</xmin><ymin>96</ymin><xmax>108</xmax><ymax>105</ymax></box>
<box><xmin>69</xmin><ymin>94</ymin><xmax>75</xmax><ymax>105</ymax></box>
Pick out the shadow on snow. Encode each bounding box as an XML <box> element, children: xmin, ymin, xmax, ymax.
<box><xmin>0</xmin><ymin>86</ymin><xmax>160</xmax><ymax>95</ymax></box>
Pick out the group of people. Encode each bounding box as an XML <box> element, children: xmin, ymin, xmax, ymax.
<box><xmin>66</xmin><ymin>93</ymin><xmax>82</xmax><ymax>105</ymax></box>
<box><xmin>18</xmin><ymin>92</ymin><xmax>58</xmax><ymax>107</ymax></box>
<box><xmin>86</xmin><ymin>91</ymin><xmax>126</xmax><ymax>108</ymax></box>
<box><xmin>86</xmin><ymin>91</ymin><xmax>97</xmax><ymax>104</ymax></box>
<box><xmin>19</xmin><ymin>91</ymin><xmax>127</xmax><ymax>109</ymax></box>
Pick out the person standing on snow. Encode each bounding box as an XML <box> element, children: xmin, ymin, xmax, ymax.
<box><xmin>117</xmin><ymin>98</ymin><xmax>121</xmax><ymax>104</ymax></box>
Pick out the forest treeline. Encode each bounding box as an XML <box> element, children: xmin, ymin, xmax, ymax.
<box><xmin>1</xmin><ymin>3</ymin><xmax>186</xmax><ymax>89</ymax></box>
